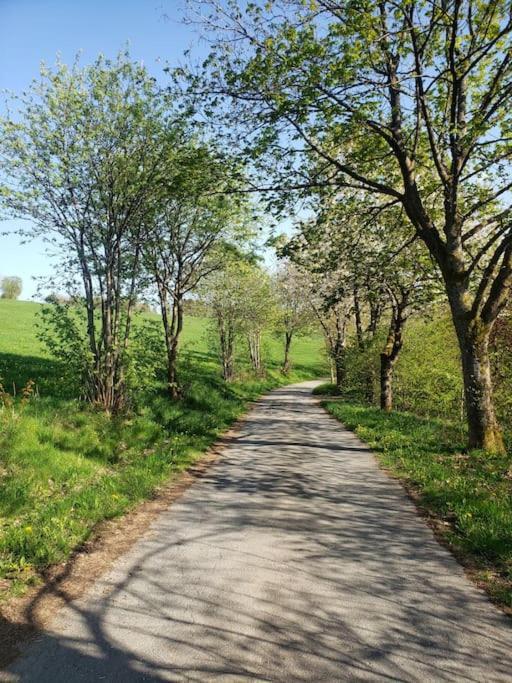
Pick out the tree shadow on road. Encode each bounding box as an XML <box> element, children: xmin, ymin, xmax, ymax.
<box><xmin>3</xmin><ymin>385</ymin><xmax>512</xmax><ymax>681</ymax></box>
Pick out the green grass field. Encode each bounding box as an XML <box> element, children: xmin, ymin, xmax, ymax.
<box><xmin>0</xmin><ymin>299</ymin><xmax>327</xmax><ymax>598</ymax></box>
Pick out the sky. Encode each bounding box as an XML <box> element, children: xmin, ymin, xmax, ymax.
<box><xmin>0</xmin><ymin>0</ymin><xmax>207</xmax><ymax>300</ymax></box>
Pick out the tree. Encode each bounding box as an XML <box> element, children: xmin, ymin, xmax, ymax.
<box><xmin>316</xmin><ymin>296</ymin><xmax>352</xmax><ymax>389</ymax></box>
<box><xmin>284</xmin><ymin>193</ymin><xmax>440</xmax><ymax>406</ymax></box>
<box><xmin>240</xmin><ymin>266</ymin><xmax>275</xmax><ymax>374</ymax></box>
<box><xmin>183</xmin><ymin>0</ymin><xmax>512</xmax><ymax>452</ymax></box>
<box><xmin>0</xmin><ymin>53</ymin><xmax>179</xmax><ymax>412</ymax></box>
<box><xmin>356</xmin><ymin>214</ymin><xmax>440</xmax><ymax>413</ymax></box>
<box><xmin>273</xmin><ymin>263</ymin><xmax>314</xmax><ymax>373</ymax></box>
<box><xmin>142</xmin><ymin>144</ymin><xmax>247</xmax><ymax>398</ymax></box>
<box><xmin>0</xmin><ymin>276</ymin><xmax>22</xmax><ymax>300</ymax></box>
<box><xmin>205</xmin><ymin>260</ymin><xmax>249</xmax><ymax>381</ymax></box>
<box><xmin>204</xmin><ymin>260</ymin><xmax>273</xmax><ymax>380</ymax></box>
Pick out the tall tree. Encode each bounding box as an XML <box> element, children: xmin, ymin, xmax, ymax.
<box><xmin>0</xmin><ymin>53</ymin><xmax>178</xmax><ymax>411</ymax></box>
<box><xmin>240</xmin><ymin>266</ymin><xmax>275</xmax><ymax>374</ymax></box>
<box><xmin>143</xmin><ymin>144</ymin><xmax>246</xmax><ymax>397</ymax></box>
<box><xmin>204</xmin><ymin>260</ymin><xmax>251</xmax><ymax>381</ymax></box>
<box><xmin>183</xmin><ymin>0</ymin><xmax>512</xmax><ymax>452</ymax></box>
<box><xmin>204</xmin><ymin>260</ymin><xmax>274</xmax><ymax>379</ymax></box>
<box><xmin>273</xmin><ymin>263</ymin><xmax>314</xmax><ymax>374</ymax></box>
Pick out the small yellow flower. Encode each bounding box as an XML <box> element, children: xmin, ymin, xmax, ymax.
<box><xmin>24</xmin><ymin>526</ymin><xmax>33</xmax><ymax>534</ymax></box>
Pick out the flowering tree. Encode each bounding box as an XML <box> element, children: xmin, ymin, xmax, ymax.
<box><xmin>183</xmin><ymin>0</ymin><xmax>512</xmax><ymax>451</ymax></box>
<box><xmin>284</xmin><ymin>195</ymin><xmax>441</xmax><ymax>406</ymax></box>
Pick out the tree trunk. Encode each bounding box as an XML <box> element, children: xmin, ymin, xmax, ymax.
<box><xmin>334</xmin><ymin>351</ymin><xmax>345</xmax><ymax>389</ymax></box>
<box><xmin>401</xmin><ymin>182</ymin><xmax>510</xmax><ymax>452</ymax></box>
<box><xmin>157</xmin><ymin>279</ymin><xmax>184</xmax><ymax>400</ymax></box>
<box><xmin>353</xmin><ymin>287</ymin><xmax>363</xmax><ymax>348</ymax></box>
<box><xmin>218</xmin><ymin>317</ymin><xmax>235</xmax><ymax>382</ymax></box>
<box><xmin>364</xmin><ymin>370</ymin><xmax>374</xmax><ymax>404</ymax></box>
<box><xmin>329</xmin><ymin>359</ymin><xmax>336</xmax><ymax>384</ymax></box>
<box><xmin>379</xmin><ymin>292</ymin><xmax>408</xmax><ymax>413</ymax></box>
<box><xmin>168</xmin><ymin>298</ymin><xmax>184</xmax><ymax>399</ymax></box>
<box><xmin>282</xmin><ymin>331</ymin><xmax>293</xmax><ymax>374</ymax></box>
<box><xmin>380</xmin><ymin>353</ymin><xmax>394</xmax><ymax>412</ymax></box>
<box><xmin>454</xmin><ymin>319</ymin><xmax>505</xmax><ymax>453</ymax></box>
<box><xmin>247</xmin><ymin>331</ymin><xmax>262</xmax><ymax>374</ymax></box>
<box><xmin>166</xmin><ymin>339</ymin><xmax>180</xmax><ymax>399</ymax></box>
<box><xmin>223</xmin><ymin>328</ymin><xmax>235</xmax><ymax>381</ymax></box>
<box><xmin>222</xmin><ymin>349</ymin><xmax>235</xmax><ymax>381</ymax></box>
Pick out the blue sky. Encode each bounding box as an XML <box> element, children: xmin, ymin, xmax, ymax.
<box><xmin>0</xmin><ymin>0</ymin><xmax>205</xmax><ymax>299</ymax></box>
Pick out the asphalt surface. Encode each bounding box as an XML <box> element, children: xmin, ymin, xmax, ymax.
<box><xmin>4</xmin><ymin>380</ymin><xmax>512</xmax><ymax>681</ymax></box>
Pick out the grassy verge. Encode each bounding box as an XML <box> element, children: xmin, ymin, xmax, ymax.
<box><xmin>323</xmin><ymin>400</ymin><xmax>512</xmax><ymax>611</ymax></box>
<box><xmin>312</xmin><ymin>382</ymin><xmax>341</xmax><ymax>396</ymax></box>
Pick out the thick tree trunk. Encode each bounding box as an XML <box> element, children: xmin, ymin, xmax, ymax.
<box><xmin>334</xmin><ymin>352</ymin><xmax>345</xmax><ymax>389</ymax></box>
<box><xmin>380</xmin><ymin>354</ymin><xmax>394</xmax><ymax>412</ymax></box>
<box><xmin>401</xmin><ymin>179</ymin><xmax>510</xmax><ymax>452</ymax></box>
<box><xmin>222</xmin><ymin>351</ymin><xmax>235</xmax><ymax>381</ymax></box>
<box><xmin>454</xmin><ymin>319</ymin><xmax>505</xmax><ymax>453</ymax></box>
<box><xmin>282</xmin><ymin>331</ymin><xmax>293</xmax><ymax>374</ymax></box>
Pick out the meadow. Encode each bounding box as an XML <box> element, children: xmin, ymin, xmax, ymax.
<box><xmin>0</xmin><ymin>299</ymin><xmax>327</xmax><ymax>598</ymax></box>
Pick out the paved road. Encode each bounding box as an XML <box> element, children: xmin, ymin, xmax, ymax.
<box><xmin>4</xmin><ymin>381</ymin><xmax>512</xmax><ymax>681</ymax></box>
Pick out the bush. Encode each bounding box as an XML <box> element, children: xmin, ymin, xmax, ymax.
<box><xmin>312</xmin><ymin>382</ymin><xmax>341</xmax><ymax>396</ymax></box>
<box><xmin>37</xmin><ymin>300</ymin><xmax>92</xmax><ymax>399</ymax></box>
<box><xmin>36</xmin><ymin>301</ymin><xmax>166</xmax><ymax>407</ymax></box>
<box><xmin>341</xmin><ymin>310</ymin><xmax>464</xmax><ymax>421</ymax></box>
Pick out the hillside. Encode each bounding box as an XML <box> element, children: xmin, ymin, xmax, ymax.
<box><xmin>0</xmin><ymin>299</ymin><xmax>327</xmax><ymax>393</ymax></box>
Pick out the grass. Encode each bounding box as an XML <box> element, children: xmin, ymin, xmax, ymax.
<box><xmin>0</xmin><ymin>299</ymin><xmax>327</xmax><ymax>599</ymax></box>
<box><xmin>324</xmin><ymin>400</ymin><xmax>512</xmax><ymax>610</ymax></box>
<box><xmin>312</xmin><ymin>382</ymin><xmax>341</xmax><ymax>396</ymax></box>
